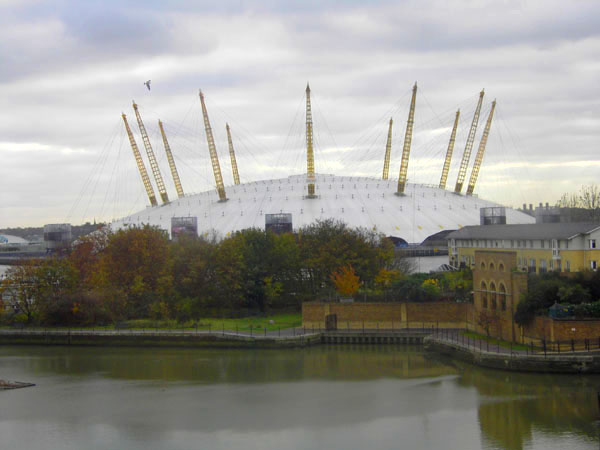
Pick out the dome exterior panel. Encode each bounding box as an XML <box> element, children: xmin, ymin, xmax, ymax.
<box><xmin>112</xmin><ymin>174</ymin><xmax>535</xmax><ymax>243</ymax></box>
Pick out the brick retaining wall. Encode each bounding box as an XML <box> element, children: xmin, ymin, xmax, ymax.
<box><xmin>302</xmin><ymin>302</ymin><xmax>471</xmax><ymax>330</ymax></box>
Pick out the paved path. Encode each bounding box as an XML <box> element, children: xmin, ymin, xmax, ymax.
<box><xmin>429</xmin><ymin>329</ymin><xmax>528</xmax><ymax>355</ymax></box>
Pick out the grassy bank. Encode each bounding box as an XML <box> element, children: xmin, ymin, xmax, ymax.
<box><xmin>0</xmin><ymin>313</ymin><xmax>302</xmax><ymax>333</ymax></box>
<box><xmin>459</xmin><ymin>330</ymin><xmax>532</xmax><ymax>352</ymax></box>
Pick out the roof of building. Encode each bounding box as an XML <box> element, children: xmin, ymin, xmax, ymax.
<box><xmin>447</xmin><ymin>222</ymin><xmax>600</xmax><ymax>241</ymax></box>
<box><xmin>111</xmin><ymin>174</ymin><xmax>535</xmax><ymax>244</ymax></box>
<box><xmin>0</xmin><ymin>234</ymin><xmax>28</xmax><ymax>245</ymax></box>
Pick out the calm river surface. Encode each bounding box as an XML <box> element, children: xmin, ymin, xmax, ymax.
<box><xmin>0</xmin><ymin>345</ymin><xmax>598</xmax><ymax>450</ymax></box>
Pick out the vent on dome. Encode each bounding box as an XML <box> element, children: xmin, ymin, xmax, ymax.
<box><xmin>171</xmin><ymin>217</ymin><xmax>198</xmax><ymax>241</ymax></box>
<box><xmin>265</xmin><ymin>213</ymin><xmax>292</xmax><ymax>235</ymax></box>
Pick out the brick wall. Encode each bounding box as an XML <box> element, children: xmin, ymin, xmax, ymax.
<box><xmin>303</xmin><ymin>300</ymin><xmax>600</xmax><ymax>342</ymax></box>
<box><xmin>522</xmin><ymin>317</ymin><xmax>600</xmax><ymax>343</ymax></box>
<box><xmin>520</xmin><ymin>316</ymin><xmax>600</xmax><ymax>343</ymax></box>
<box><xmin>302</xmin><ymin>302</ymin><xmax>470</xmax><ymax>330</ymax></box>
<box><xmin>551</xmin><ymin>319</ymin><xmax>600</xmax><ymax>341</ymax></box>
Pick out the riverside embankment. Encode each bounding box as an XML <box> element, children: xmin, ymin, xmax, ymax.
<box><xmin>424</xmin><ymin>335</ymin><xmax>600</xmax><ymax>374</ymax></box>
<box><xmin>4</xmin><ymin>328</ymin><xmax>600</xmax><ymax>373</ymax></box>
<box><xmin>0</xmin><ymin>328</ymin><xmax>321</xmax><ymax>348</ymax></box>
<box><xmin>0</xmin><ymin>328</ymin><xmax>435</xmax><ymax>348</ymax></box>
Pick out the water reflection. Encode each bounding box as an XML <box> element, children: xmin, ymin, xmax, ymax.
<box><xmin>0</xmin><ymin>345</ymin><xmax>597</xmax><ymax>450</ymax></box>
<box><xmin>457</xmin><ymin>362</ymin><xmax>600</xmax><ymax>449</ymax></box>
<box><xmin>0</xmin><ymin>345</ymin><xmax>457</xmax><ymax>383</ymax></box>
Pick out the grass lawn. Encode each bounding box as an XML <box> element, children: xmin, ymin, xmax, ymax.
<box><xmin>151</xmin><ymin>313</ymin><xmax>303</xmax><ymax>332</ymax></box>
<box><xmin>1</xmin><ymin>312</ymin><xmax>303</xmax><ymax>333</ymax></box>
<box><xmin>459</xmin><ymin>330</ymin><xmax>532</xmax><ymax>352</ymax></box>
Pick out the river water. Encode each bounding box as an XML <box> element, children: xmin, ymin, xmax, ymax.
<box><xmin>0</xmin><ymin>345</ymin><xmax>598</xmax><ymax>450</ymax></box>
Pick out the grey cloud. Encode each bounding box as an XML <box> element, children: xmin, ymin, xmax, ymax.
<box><xmin>1</xmin><ymin>0</ymin><xmax>599</xmax><ymax>226</ymax></box>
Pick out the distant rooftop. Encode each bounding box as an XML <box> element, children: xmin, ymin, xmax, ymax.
<box><xmin>447</xmin><ymin>222</ymin><xmax>600</xmax><ymax>241</ymax></box>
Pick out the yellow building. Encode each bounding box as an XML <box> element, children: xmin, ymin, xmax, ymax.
<box><xmin>448</xmin><ymin>222</ymin><xmax>600</xmax><ymax>273</ymax></box>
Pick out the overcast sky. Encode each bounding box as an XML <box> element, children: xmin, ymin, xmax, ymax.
<box><xmin>1</xmin><ymin>0</ymin><xmax>599</xmax><ymax>227</ymax></box>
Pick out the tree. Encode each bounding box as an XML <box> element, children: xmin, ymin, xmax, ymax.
<box><xmin>33</xmin><ymin>258</ymin><xmax>79</xmax><ymax>324</ymax></box>
<box><xmin>557</xmin><ymin>284</ymin><xmax>591</xmax><ymax>305</ymax></box>
<box><xmin>556</xmin><ymin>184</ymin><xmax>600</xmax><ymax>222</ymax></box>
<box><xmin>440</xmin><ymin>269</ymin><xmax>473</xmax><ymax>302</ymax></box>
<box><xmin>170</xmin><ymin>234</ymin><xmax>219</xmax><ymax>317</ymax></box>
<box><xmin>68</xmin><ymin>227</ymin><xmax>109</xmax><ymax>285</ymax></box>
<box><xmin>514</xmin><ymin>276</ymin><xmax>565</xmax><ymax>326</ymax></box>
<box><xmin>580</xmin><ymin>185</ymin><xmax>600</xmax><ymax>211</ymax></box>
<box><xmin>0</xmin><ymin>260</ymin><xmax>41</xmax><ymax>323</ymax></box>
<box><xmin>421</xmin><ymin>278</ymin><xmax>442</xmax><ymax>301</ymax></box>
<box><xmin>477</xmin><ymin>310</ymin><xmax>499</xmax><ymax>337</ymax></box>
<box><xmin>298</xmin><ymin>219</ymin><xmax>393</xmax><ymax>296</ymax></box>
<box><xmin>93</xmin><ymin>225</ymin><xmax>173</xmax><ymax>318</ymax></box>
<box><xmin>330</xmin><ymin>265</ymin><xmax>360</xmax><ymax>297</ymax></box>
<box><xmin>375</xmin><ymin>268</ymin><xmax>402</xmax><ymax>291</ymax></box>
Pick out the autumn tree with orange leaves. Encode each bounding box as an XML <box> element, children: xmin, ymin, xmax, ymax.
<box><xmin>330</xmin><ymin>265</ymin><xmax>361</xmax><ymax>297</ymax></box>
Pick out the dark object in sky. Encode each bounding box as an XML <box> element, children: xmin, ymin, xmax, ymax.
<box><xmin>144</xmin><ymin>80</ymin><xmax>151</xmax><ymax>91</ymax></box>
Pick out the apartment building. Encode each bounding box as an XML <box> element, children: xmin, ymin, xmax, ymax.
<box><xmin>447</xmin><ymin>222</ymin><xmax>600</xmax><ymax>273</ymax></box>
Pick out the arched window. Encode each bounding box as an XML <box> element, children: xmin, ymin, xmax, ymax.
<box><xmin>489</xmin><ymin>262</ymin><xmax>495</xmax><ymax>271</ymax></box>
<box><xmin>499</xmin><ymin>283</ymin><xmax>507</xmax><ymax>311</ymax></box>
<box><xmin>490</xmin><ymin>281</ymin><xmax>497</xmax><ymax>309</ymax></box>
<box><xmin>481</xmin><ymin>281</ymin><xmax>488</xmax><ymax>308</ymax></box>
<box><xmin>481</xmin><ymin>261</ymin><xmax>486</xmax><ymax>270</ymax></box>
<box><xmin>498</xmin><ymin>263</ymin><xmax>505</xmax><ymax>272</ymax></box>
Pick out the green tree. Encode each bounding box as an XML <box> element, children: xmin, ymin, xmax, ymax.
<box><xmin>440</xmin><ymin>269</ymin><xmax>473</xmax><ymax>302</ymax></box>
<box><xmin>298</xmin><ymin>219</ymin><xmax>393</xmax><ymax>296</ymax></box>
<box><xmin>93</xmin><ymin>225</ymin><xmax>173</xmax><ymax>318</ymax></box>
<box><xmin>514</xmin><ymin>276</ymin><xmax>566</xmax><ymax>326</ymax></box>
<box><xmin>170</xmin><ymin>235</ymin><xmax>219</xmax><ymax>317</ymax></box>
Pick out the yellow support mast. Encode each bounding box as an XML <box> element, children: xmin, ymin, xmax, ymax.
<box><xmin>396</xmin><ymin>82</ymin><xmax>417</xmax><ymax>195</ymax></box>
<box><xmin>305</xmin><ymin>83</ymin><xmax>317</xmax><ymax>198</ymax></box>
<box><xmin>226</xmin><ymin>123</ymin><xmax>241</xmax><ymax>185</ymax></box>
<box><xmin>158</xmin><ymin>120</ymin><xmax>185</xmax><ymax>198</ymax></box>
<box><xmin>132</xmin><ymin>101</ymin><xmax>169</xmax><ymax>204</ymax></box>
<box><xmin>199</xmin><ymin>90</ymin><xmax>227</xmax><ymax>202</ymax></box>
<box><xmin>439</xmin><ymin>109</ymin><xmax>460</xmax><ymax>189</ymax></box>
<box><xmin>466</xmin><ymin>100</ymin><xmax>496</xmax><ymax>195</ymax></box>
<box><xmin>454</xmin><ymin>89</ymin><xmax>485</xmax><ymax>194</ymax></box>
<box><xmin>382</xmin><ymin>118</ymin><xmax>393</xmax><ymax>180</ymax></box>
<box><xmin>121</xmin><ymin>113</ymin><xmax>158</xmax><ymax>207</ymax></box>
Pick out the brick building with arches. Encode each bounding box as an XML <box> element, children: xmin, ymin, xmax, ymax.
<box><xmin>473</xmin><ymin>250</ymin><xmax>528</xmax><ymax>342</ymax></box>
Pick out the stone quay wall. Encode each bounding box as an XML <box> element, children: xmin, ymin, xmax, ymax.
<box><xmin>0</xmin><ymin>330</ymin><xmax>321</xmax><ymax>349</ymax></box>
<box><xmin>425</xmin><ymin>336</ymin><xmax>600</xmax><ymax>374</ymax></box>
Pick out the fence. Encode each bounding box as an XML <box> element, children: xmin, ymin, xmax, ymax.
<box><xmin>0</xmin><ymin>325</ymin><xmax>316</xmax><ymax>339</ymax></box>
<box><xmin>430</xmin><ymin>327</ymin><xmax>600</xmax><ymax>356</ymax></box>
<box><xmin>3</xmin><ymin>325</ymin><xmax>600</xmax><ymax>355</ymax></box>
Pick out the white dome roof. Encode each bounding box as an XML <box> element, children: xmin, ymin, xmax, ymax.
<box><xmin>111</xmin><ymin>174</ymin><xmax>535</xmax><ymax>244</ymax></box>
<box><xmin>0</xmin><ymin>234</ymin><xmax>28</xmax><ymax>245</ymax></box>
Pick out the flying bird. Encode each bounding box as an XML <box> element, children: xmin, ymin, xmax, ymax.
<box><xmin>144</xmin><ymin>80</ymin><xmax>151</xmax><ymax>91</ymax></box>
